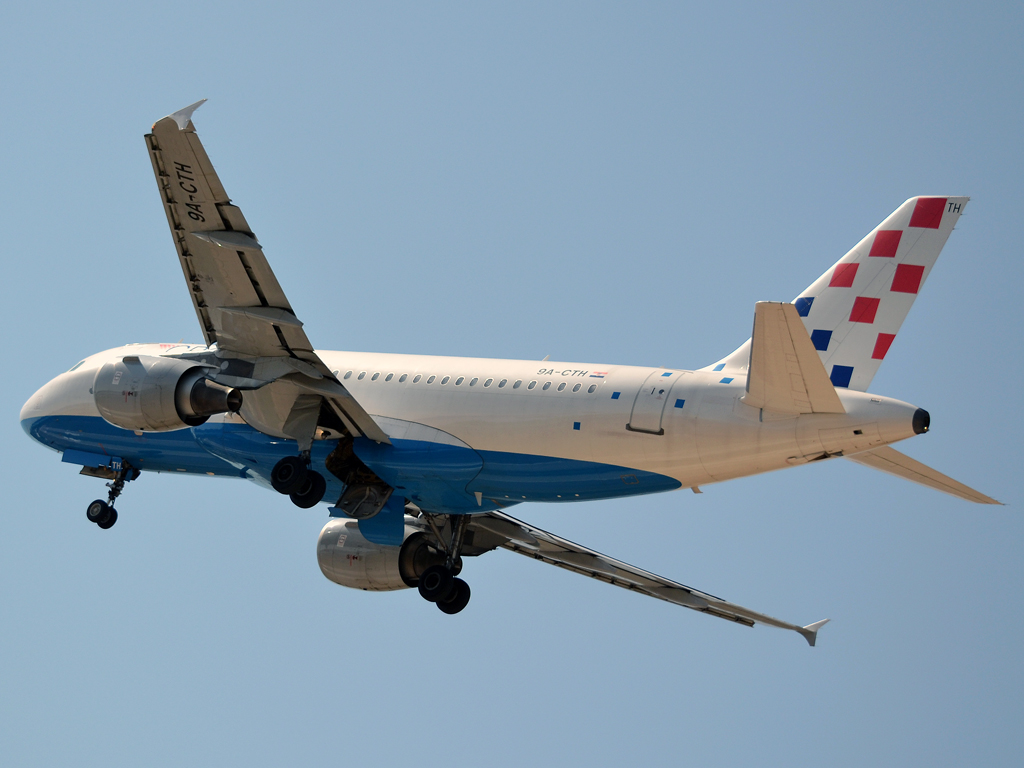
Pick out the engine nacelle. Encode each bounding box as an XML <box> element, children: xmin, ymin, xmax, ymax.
<box><xmin>94</xmin><ymin>354</ymin><xmax>242</xmax><ymax>432</ymax></box>
<box><xmin>317</xmin><ymin>517</ymin><xmax>446</xmax><ymax>591</ymax></box>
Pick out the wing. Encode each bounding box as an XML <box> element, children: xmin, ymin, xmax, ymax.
<box><xmin>467</xmin><ymin>511</ymin><xmax>830</xmax><ymax>646</ymax></box>
<box><xmin>145</xmin><ymin>100</ymin><xmax>388</xmax><ymax>444</ymax></box>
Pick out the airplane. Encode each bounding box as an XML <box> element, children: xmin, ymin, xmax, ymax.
<box><xmin>20</xmin><ymin>101</ymin><xmax>1000</xmax><ymax>647</ymax></box>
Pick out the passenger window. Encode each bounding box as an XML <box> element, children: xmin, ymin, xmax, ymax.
<box><xmin>557</xmin><ymin>382</ymin><xmax>566</xmax><ymax>391</ymax></box>
<box><xmin>413</xmin><ymin>374</ymin><xmax>422</xmax><ymax>383</ymax></box>
<box><xmin>456</xmin><ymin>377</ymin><xmax>465</xmax><ymax>385</ymax></box>
<box><xmin>484</xmin><ymin>378</ymin><xmax>493</xmax><ymax>387</ymax></box>
<box><xmin>542</xmin><ymin>382</ymin><xmax>551</xmax><ymax>390</ymax></box>
<box><xmin>358</xmin><ymin>372</ymin><xmax>366</xmax><ymax>380</ymax></box>
<box><xmin>528</xmin><ymin>381</ymin><xmax>537</xmax><ymax>390</ymax></box>
<box><xmin>572</xmin><ymin>383</ymin><xmax>581</xmax><ymax>392</ymax></box>
<box><xmin>427</xmin><ymin>375</ymin><xmax>436</xmax><ymax>383</ymax></box>
<box><xmin>588</xmin><ymin>384</ymin><xmax>597</xmax><ymax>393</ymax></box>
<box><xmin>399</xmin><ymin>374</ymin><xmax>408</xmax><ymax>383</ymax></box>
<box><xmin>441</xmin><ymin>376</ymin><xmax>450</xmax><ymax>384</ymax></box>
<box><xmin>513</xmin><ymin>380</ymin><xmax>521</xmax><ymax>389</ymax></box>
<box><xmin>470</xmin><ymin>377</ymin><xmax>478</xmax><ymax>386</ymax></box>
<box><xmin>498</xmin><ymin>379</ymin><xmax>507</xmax><ymax>388</ymax></box>
<box><xmin>371</xmin><ymin>372</ymin><xmax>380</xmax><ymax>381</ymax></box>
<box><xmin>385</xmin><ymin>373</ymin><xmax>394</xmax><ymax>382</ymax></box>
<box><xmin>344</xmin><ymin>371</ymin><xmax>353</xmax><ymax>380</ymax></box>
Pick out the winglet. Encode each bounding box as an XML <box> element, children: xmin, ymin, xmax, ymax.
<box><xmin>798</xmin><ymin>618</ymin><xmax>831</xmax><ymax>647</ymax></box>
<box><xmin>165</xmin><ymin>99</ymin><xmax>207</xmax><ymax>131</ymax></box>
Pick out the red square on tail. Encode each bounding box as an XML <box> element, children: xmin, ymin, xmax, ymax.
<box><xmin>829</xmin><ymin>262</ymin><xmax>859</xmax><ymax>287</ymax></box>
<box><xmin>850</xmin><ymin>296</ymin><xmax>880</xmax><ymax>324</ymax></box>
<box><xmin>869</xmin><ymin>230</ymin><xmax>903</xmax><ymax>257</ymax></box>
<box><xmin>891</xmin><ymin>263</ymin><xmax>925</xmax><ymax>294</ymax></box>
<box><xmin>908</xmin><ymin>197</ymin><xmax>946</xmax><ymax>229</ymax></box>
<box><xmin>872</xmin><ymin>333</ymin><xmax>896</xmax><ymax>359</ymax></box>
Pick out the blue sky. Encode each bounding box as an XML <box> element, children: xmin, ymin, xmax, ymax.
<box><xmin>2</xmin><ymin>2</ymin><xmax>1021</xmax><ymax>765</ymax></box>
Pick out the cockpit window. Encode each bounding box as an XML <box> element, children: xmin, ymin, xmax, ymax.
<box><xmin>68</xmin><ymin>361</ymin><xmax>85</xmax><ymax>372</ymax></box>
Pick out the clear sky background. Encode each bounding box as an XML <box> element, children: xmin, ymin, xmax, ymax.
<box><xmin>2</xmin><ymin>2</ymin><xmax>1021</xmax><ymax>766</ymax></box>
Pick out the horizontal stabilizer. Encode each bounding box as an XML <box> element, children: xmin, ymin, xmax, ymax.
<box><xmin>742</xmin><ymin>302</ymin><xmax>845</xmax><ymax>414</ymax></box>
<box><xmin>846</xmin><ymin>446</ymin><xmax>1001</xmax><ymax>505</ymax></box>
<box><xmin>799</xmin><ymin>618</ymin><xmax>831</xmax><ymax>647</ymax></box>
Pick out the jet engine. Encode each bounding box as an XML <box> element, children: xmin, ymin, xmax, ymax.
<box><xmin>93</xmin><ymin>354</ymin><xmax>242</xmax><ymax>432</ymax></box>
<box><xmin>317</xmin><ymin>517</ymin><xmax>447</xmax><ymax>591</ymax></box>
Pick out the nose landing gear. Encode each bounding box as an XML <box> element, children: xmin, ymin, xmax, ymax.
<box><xmin>85</xmin><ymin>462</ymin><xmax>137</xmax><ymax>530</ymax></box>
<box><xmin>86</xmin><ymin>499</ymin><xmax>117</xmax><ymax>529</ymax></box>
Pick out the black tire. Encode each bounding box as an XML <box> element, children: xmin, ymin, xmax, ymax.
<box><xmin>437</xmin><ymin>578</ymin><xmax>471</xmax><ymax>614</ymax></box>
<box><xmin>86</xmin><ymin>499</ymin><xmax>109</xmax><ymax>524</ymax></box>
<box><xmin>97</xmin><ymin>508</ymin><xmax>118</xmax><ymax>530</ymax></box>
<box><xmin>289</xmin><ymin>470</ymin><xmax>327</xmax><ymax>509</ymax></box>
<box><xmin>271</xmin><ymin>456</ymin><xmax>308</xmax><ymax>494</ymax></box>
<box><xmin>418</xmin><ymin>564</ymin><xmax>455</xmax><ymax>603</ymax></box>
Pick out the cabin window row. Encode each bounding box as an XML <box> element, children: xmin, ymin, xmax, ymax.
<box><xmin>332</xmin><ymin>370</ymin><xmax>600</xmax><ymax>394</ymax></box>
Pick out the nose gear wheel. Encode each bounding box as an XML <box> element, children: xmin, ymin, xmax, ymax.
<box><xmin>85</xmin><ymin>462</ymin><xmax>137</xmax><ymax>530</ymax></box>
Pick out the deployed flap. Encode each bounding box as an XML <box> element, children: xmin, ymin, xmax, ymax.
<box><xmin>469</xmin><ymin>511</ymin><xmax>828</xmax><ymax>646</ymax></box>
<box><xmin>846</xmin><ymin>446</ymin><xmax>1001</xmax><ymax>505</ymax></box>
<box><xmin>742</xmin><ymin>302</ymin><xmax>845</xmax><ymax>414</ymax></box>
<box><xmin>146</xmin><ymin>102</ymin><xmax>388</xmax><ymax>444</ymax></box>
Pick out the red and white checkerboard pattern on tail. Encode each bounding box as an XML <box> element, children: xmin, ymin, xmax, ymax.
<box><xmin>790</xmin><ymin>196</ymin><xmax>968</xmax><ymax>391</ymax></box>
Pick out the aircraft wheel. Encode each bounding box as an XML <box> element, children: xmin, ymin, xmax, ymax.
<box><xmin>271</xmin><ymin>456</ymin><xmax>307</xmax><ymax>494</ymax></box>
<box><xmin>290</xmin><ymin>471</ymin><xmax>327</xmax><ymax>509</ymax></box>
<box><xmin>97</xmin><ymin>508</ymin><xmax>118</xmax><ymax>529</ymax></box>
<box><xmin>86</xmin><ymin>499</ymin><xmax>109</xmax><ymax>524</ymax></box>
<box><xmin>418</xmin><ymin>565</ymin><xmax>455</xmax><ymax>603</ymax></box>
<box><xmin>436</xmin><ymin>578</ymin><xmax>471</xmax><ymax>615</ymax></box>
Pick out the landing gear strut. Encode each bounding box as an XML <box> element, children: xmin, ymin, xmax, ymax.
<box><xmin>417</xmin><ymin>513</ymin><xmax>472</xmax><ymax>614</ymax></box>
<box><xmin>85</xmin><ymin>462</ymin><xmax>137</xmax><ymax>530</ymax></box>
<box><xmin>271</xmin><ymin>452</ymin><xmax>326</xmax><ymax>508</ymax></box>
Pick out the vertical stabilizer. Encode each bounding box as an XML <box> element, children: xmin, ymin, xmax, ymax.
<box><xmin>792</xmin><ymin>197</ymin><xmax>967</xmax><ymax>391</ymax></box>
<box><xmin>704</xmin><ymin>197</ymin><xmax>968</xmax><ymax>390</ymax></box>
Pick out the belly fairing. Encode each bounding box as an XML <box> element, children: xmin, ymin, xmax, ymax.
<box><xmin>353</xmin><ymin>436</ymin><xmax>680</xmax><ymax>511</ymax></box>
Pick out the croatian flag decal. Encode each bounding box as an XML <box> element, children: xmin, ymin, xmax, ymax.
<box><xmin>589</xmin><ymin>371</ymin><xmax>607</xmax><ymax>378</ymax></box>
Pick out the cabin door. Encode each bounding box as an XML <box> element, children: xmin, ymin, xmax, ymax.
<box><xmin>627</xmin><ymin>370</ymin><xmax>682</xmax><ymax>435</ymax></box>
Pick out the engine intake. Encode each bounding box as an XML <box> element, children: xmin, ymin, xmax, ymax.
<box><xmin>94</xmin><ymin>354</ymin><xmax>242</xmax><ymax>432</ymax></box>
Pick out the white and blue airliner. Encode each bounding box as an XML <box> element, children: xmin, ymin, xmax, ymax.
<box><xmin>20</xmin><ymin>102</ymin><xmax>999</xmax><ymax>645</ymax></box>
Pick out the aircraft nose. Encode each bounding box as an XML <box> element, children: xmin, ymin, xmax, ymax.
<box><xmin>21</xmin><ymin>383</ymin><xmax>49</xmax><ymax>438</ymax></box>
<box><xmin>21</xmin><ymin>375</ymin><xmax>63</xmax><ymax>431</ymax></box>
<box><xmin>913</xmin><ymin>408</ymin><xmax>930</xmax><ymax>435</ymax></box>
<box><xmin>20</xmin><ymin>369</ymin><xmax>89</xmax><ymax>436</ymax></box>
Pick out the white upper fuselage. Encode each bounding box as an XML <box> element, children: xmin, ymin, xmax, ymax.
<box><xmin>22</xmin><ymin>343</ymin><xmax>924</xmax><ymax>499</ymax></box>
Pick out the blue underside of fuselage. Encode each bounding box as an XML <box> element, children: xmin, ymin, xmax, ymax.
<box><xmin>23</xmin><ymin>415</ymin><xmax>681</xmax><ymax>512</ymax></box>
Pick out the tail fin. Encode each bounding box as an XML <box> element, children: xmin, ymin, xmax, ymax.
<box><xmin>706</xmin><ymin>197</ymin><xmax>968</xmax><ymax>390</ymax></box>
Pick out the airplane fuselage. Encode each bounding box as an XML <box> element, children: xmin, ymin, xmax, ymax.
<box><xmin>22</xmin><ymin>343</ymin><xmax>924</xmax><ymax>515</ymax></box>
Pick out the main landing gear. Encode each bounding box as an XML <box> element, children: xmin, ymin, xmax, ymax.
<box><xmin>85</xmin><ymin>463</ymin><xmax>138</xmax><ymax>530</ymax></box>
<box><xmin>270</xmin><ymin>453</ymin><xmax>327</xmax><ymax>508</ymax></box>
<box><xmin>417</xmin><ymin>513</ymin><xmax>472</xmax><ymax>614</ymax></box>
